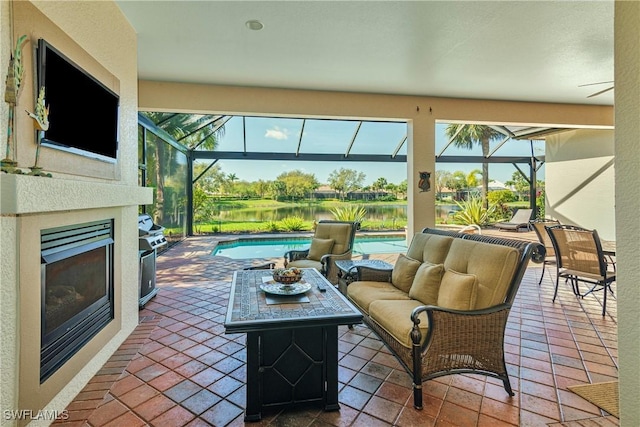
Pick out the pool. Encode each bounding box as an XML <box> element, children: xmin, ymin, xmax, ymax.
<box><xmin>213</xmin><ymin>236</ymin><xmax>407</xmax><ymax>259</ymax></box>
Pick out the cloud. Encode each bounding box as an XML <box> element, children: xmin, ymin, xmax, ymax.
<box><xmin>265</xmin><ymin>126</ymin><xmax>290</xmax><ymax>140</ymax></box>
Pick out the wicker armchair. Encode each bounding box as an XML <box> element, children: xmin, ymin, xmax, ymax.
<box><xmin>545</xmin><ymin>224</ymin><xmax>616</xmax><ymax>316</ymax></box>
<box><xmin>529</xmin><ymin>218</ymin><xmax>560</xmax><ymax>285</ymax></box>
<box><xmin>284</xmin><ymin>220</ymin><xmax>359</xmax><ymax>285</ymax></box>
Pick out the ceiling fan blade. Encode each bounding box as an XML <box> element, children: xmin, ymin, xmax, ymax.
<box><xmin>587</xmin><ymin>86</ymin><xmax>615</xmax><ymax>98</ymax></box>
<box><xmin>579</xmin><ymin>80</ymin><xmax>614</xmax><ymax>88</ymax></box>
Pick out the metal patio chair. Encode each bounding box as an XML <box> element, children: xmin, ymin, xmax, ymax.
<box><xmin>545</xmin><ymin>224</ymin><xmax>616</xmax><ymax>316</ymax></box>
<box><xmin>529</xmin><ymin>218</ymin><xmax>560</xmax><ymax>285</ymax></box>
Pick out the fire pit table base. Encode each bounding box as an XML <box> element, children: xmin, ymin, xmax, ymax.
<box><xmin>245</xmin><ymin>326</ymin><xmax>339</xmax><ymax>421</ymax></box>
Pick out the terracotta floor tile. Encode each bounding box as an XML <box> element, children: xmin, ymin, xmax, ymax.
<box><xmin>86</xmin><ymin>399</ymin><xmax>128</xmax><ymax>426</ymax></box>
<box><xmin>132</xmin><ymin>394</ymin><xmax>176</xmax><ymax>421</ymax></box>
<box><xmin>339</xmin><ymin>385</ymin><xmax>372</xmax><ymax>410</ymax></box>
<box><xmin>199</xmin><ymin>400</ymin><xmax>244</xmax><ymax>427</ymax></box>
<box><xmin>59</xmin><ymin>240</ymin><xmax>619</xmax><ymax>427</ymax></box>
<box><xmin>118</xmin><ymin>384</ymin><xmax>158</xmax><ymax>408</ymax></box>
<box><xmin>102</xmin><ymin>411</ymin><xmax>146</xmax><ymax>427</ymax></box>
<box><xmin>150</xmin><ymin>405</ymin><xmax>196</xmax><ymax>427</ymax></box>
<box><xmin>374</xmin><ymin>382</ymin><xmax>412</xmax><ymax>405</ymax></box>
<box><xmin>480</xmin><ymin>397</ymin><xmax>520</xmax><ymax>425</ymax></box>
<box><xmin>362</xmin><ymin>395</ymin><xmax>403</xmax><ymax>423</ymax></box>
<box><xmin>181</xmin><ymin>389</ymin><xmax>221</xmax><ymax>415</ymax></box>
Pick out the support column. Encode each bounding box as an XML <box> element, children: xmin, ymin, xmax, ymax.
<box><xmin>407</xmin><ymin>117</ymin><xmax>435</xmax><ymax>238</ymax></box>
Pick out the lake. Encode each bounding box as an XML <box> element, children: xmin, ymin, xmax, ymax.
<box><xmin>216</xmin><ymin>204</ymin><xmax>458</xmax><ymax>221</ymax></box>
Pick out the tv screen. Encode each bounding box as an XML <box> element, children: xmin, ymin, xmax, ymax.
<box><xmin>37</xmin><ymin>39</ymin><xmax>119</xmax><ymax>162</ymax></box>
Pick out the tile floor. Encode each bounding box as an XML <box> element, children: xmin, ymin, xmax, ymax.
<box><xmin>55</xmin><ymin>232</ymin><xmax>619</xmax><ymax>427</ymax></box>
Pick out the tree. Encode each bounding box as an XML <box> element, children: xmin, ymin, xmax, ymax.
<box><xmin>435</xmin><ymin>170</ymin><xmax>453</xmax><ymax>198</ymax></box>
<box><xmin>141</xmin><ymin>112</ymin><xmax>224</xmax><ymax>224</ymax></box>
<box><xmin>276</xmin><ymin>170</ymin><xmax>319</xmax><ymax>201</ymax></box>
<box><xmin>505</xmin><ymin>171</ymin><xmax>529</xmax><ymax>201</ymax></box>
<box><xmin>466</xmin><ymin>169</ymin><xmax>482</xmax><ymax>188</ymax></box>
<box><xmin>445</xmin><ymin>124</ymin><xmax>504</xmax><ymax>208</ymax></box>
<box><xmin>327</xmin><ymin>168</ymin><xmax>366</xmax><ymax>201</ymax></box>
<box><xmin>372</xmin><ymin>177</ymin><xmax>388</xmax><ymax>192</ymax></box>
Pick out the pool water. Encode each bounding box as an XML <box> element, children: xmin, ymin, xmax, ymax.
<box><xmin>213</xmin><ymin>236</ymin><xmax>407</xmax><ymax>259</ymax></box>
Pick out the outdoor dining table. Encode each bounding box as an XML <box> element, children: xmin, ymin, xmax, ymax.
<box><xmin>224</xmin><ymin>267</ymin><xmax>363</xmax><ymax>421</ymax></box>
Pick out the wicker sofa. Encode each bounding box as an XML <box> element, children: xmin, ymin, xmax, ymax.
<box><xmin>346</xmin><ymin>228</ymin><xmax>542</xmax><ymax>409</ymax></box>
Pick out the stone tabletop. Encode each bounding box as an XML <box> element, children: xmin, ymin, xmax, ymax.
<box><xmin>225</xmin><ymin>268</ymin><xmax>362</xmax><ymax>332</ymax></box>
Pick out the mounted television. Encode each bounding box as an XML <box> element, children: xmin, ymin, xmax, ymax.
<box><xmin>36</xmin><ymin>39</ymin><xmax>119</xmax><ymax>162</ymax></box>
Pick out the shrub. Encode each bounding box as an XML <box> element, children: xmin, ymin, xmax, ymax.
<box><xmin>330</xmin><ymin>205</ymin><xmax>367</xmax><ymax>225</ymax></box>
<box><xmin>487</xmin><ymin>189</ymin><xmax>516</xmax><ymax>205</ymax></box>
<box><xmin>265</xmin><ymin>221</ymin><xmax>279</xmax><ymax>232</ymax></box>
<box><xmin>279</xmin><ymin>216</ymin><xmax>306</xmax><ymax>231</ymax></box>
<box><xmin>452</xmin><ymin>196</ymin><xmax>497</xmax><ymax>226</ymax></box>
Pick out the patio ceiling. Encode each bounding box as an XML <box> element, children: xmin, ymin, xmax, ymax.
<box><xmin>117</xmin><ymin>1</ymin><xmax>613</xmax><ymax>106</ymax></box>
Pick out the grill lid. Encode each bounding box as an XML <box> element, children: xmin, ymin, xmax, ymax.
<box><xmin>138</xmin><ymin>214</ymin><xmax>165</xmax><ymax>237</ymax></box>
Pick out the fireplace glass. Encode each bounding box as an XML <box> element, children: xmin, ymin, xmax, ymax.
<box><xmin>40</xmin><ymin>220</ymin><xmax>114</xmax><ymax>382</ymax></box>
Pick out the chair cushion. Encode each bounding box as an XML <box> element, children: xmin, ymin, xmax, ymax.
<box><xmin>314</xmin><ymin>222</ymin><xmax>353</xmax><ymax>255</ymax></box>
<box><xmin>308</xmin><ymin>238</ymin><xmax>334</xmax><ymax>261</ymax></box>
<box><xmin>391</xmin><ymin>254</ymin><xmax>422</xmax><ymax>293</ymax></box>
<box><xmin>368</xmin><ymin>299</ymin><xmax>429</xmax><ymax>348</ymax></box>
<box><xmin>287</xmin><ymin>259</ymin><xmax>322</xmax><ymax>271</ymax></box>
<box><xmin>437</xmin><ymin>269</ymin><xmax>478</xmax><ymax>310</ymax></box>
<box><xmin>408</xmin><ymin>262</ymin><xmax>444</xmax><ymax>305</ymax></box>
<box><xmin>347</xmin><ymin>281</ymin><xmax>411</xmax><ymax>314</ymax></box>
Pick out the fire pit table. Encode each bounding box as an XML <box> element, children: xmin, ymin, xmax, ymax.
<box><xmin>224</xmin><ymin>268</ymin><xmax>363</xmax><ymax>421</ymax></box>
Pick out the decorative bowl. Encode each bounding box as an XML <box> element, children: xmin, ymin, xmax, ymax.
<box><xmin>272</xmin><ymin>268</ymin><xmax>303</xmax><ymax>284</ymax></box>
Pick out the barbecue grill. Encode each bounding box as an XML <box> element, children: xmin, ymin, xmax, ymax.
<box><xmin>138</xmin><ymin>214</ymin><xmax>167</xmax><ymax>308</ymax></box>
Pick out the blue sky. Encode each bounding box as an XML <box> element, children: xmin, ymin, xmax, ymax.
<box><xmin>198</xmin><ymin>118</ymin><xmax>545</xmax><ymax>186</ymax></box>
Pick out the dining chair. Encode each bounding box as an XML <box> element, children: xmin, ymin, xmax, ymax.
<box><xmin>529</xmin><ymin>218</ymin><xmax>560</xmax><ymax>286</ymax></box>
<box><xmin>545</xmin><ymin>224</ymin><xmax>616</xmax><ymax>316</ymax></box>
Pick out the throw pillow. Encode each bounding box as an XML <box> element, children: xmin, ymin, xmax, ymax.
<box><xmin>437</xmin><ymin>269</ymin><xmax>478</xmax><ymax>310</ymax></box>
<box><xmin>308</xmin><ymin>238</ymin><xmax>334</xmax><ymax>261</ymax></box>
<box><xmin>391</xmin><ymin>254</ymin><xmax>422</xmax><ymax>293</ymax></box>
<box><xmin>409</xmin><ymin>262</ymin><xmax>444</xmax><ymax>305</ymax></box>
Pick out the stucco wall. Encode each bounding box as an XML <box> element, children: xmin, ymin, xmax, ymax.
<box><xmin>614</xmin><ymin>1</ymin><xmax>640</xmax><ymax>425</ymax></box>
<box><xmin>545</xmin><ymin>129</ymin><xmax>616</xmax><ymax>240</ymax></box>
<box><xmin>0</xmin><ymin>1</ymin><xmax>149</xmax><ymax>424</ymax></box>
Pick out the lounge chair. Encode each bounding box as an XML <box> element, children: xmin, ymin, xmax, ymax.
<box><xmin>284</xmin><ymin>220</ymin><xmax>359</xmax><ymax>285</ymax></box>
<box><xmin>494</xmin><ymin>208</ymin><xmax>533</xmax><ymax>232</ymax></box>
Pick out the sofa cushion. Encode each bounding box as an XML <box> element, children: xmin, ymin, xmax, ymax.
<box><xmin>308</xmin><ymin>238</ymin><xmax>334</xmax><ymax>261</ymax></box>
<box><xmin>408</xmin><ymin>262</ymin><xmax>444</xmax><ymax>305</ymax></box>
<box><xmin>443</xmin><ymin>239</ymin><xmax>519</xmax><ymax>309</ymax></box>
<box><xmin>287</xmin><ymin>259</ymin><xmax>322</xmax><ymax>271</ymax></box>
<box><xmin>347</xmin><ymin>281</ymin><xmax>411</xmax><ymax>314</ymax></box>
<box><xmin>392</xmin><ymin>254</ymin><xmax>422</xmax><ymax>293</ymax></box>
<box><xmin>406</xmin><ymin>233</ymin><xmax>454</xmax><ymax>264</ymax></box>
<box><xmin>437</xmin><ymin>269</ymin><xmax>478</xmax><ymax>310</ymax></box>
<box><xmin>369</xmin><ymin>299</ymin><xmax>429</xmax><ymax>348</ymax></box>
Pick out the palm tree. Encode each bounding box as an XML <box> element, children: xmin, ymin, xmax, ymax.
<box><xmin>141</xmin><ymin>112</ymin><xmax>225</xmax><ymax>224</ymax></box>
<box><xmin>445</xmin><ymin>125</ymin><xmax>503</xmax><ymax>208</ymax></box>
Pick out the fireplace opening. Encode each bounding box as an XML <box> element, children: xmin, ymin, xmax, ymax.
<box><xmin>40</xmin><ymin>220</ymin><xmax>114</xmax><ymax>383</ymax></box>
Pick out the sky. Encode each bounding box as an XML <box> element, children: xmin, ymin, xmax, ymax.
<box><xmin>195</xmin><ymin>117</ymin><xmax>545</xmax><ymax>186</ymax></box>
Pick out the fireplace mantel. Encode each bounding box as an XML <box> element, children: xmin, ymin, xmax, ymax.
<box><xmin>0</xmin><ymin>174</ymin><xmax>151</xmax><ymax>215</ymax></box>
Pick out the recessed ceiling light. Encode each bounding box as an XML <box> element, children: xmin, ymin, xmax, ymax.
<box><xmin>245</xmin><ymin>20</ymin><xmax>264</xmax><ymax>31</ymax></box>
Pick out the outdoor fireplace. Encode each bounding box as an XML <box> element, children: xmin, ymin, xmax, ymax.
<box><xmin>40</xmin><ymin>219</ymin><xmax>115</xmax><ymax>383</ymax></box>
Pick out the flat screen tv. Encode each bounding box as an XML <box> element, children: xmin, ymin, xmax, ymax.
<box><xmin>36</xmin><ymin>39</ymin><xmax>119</xmax><ymax>162</ymax></box>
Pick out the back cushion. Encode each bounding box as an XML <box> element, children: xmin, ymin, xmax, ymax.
<box><xmin>406</xmin><ymin>233</ymin><xmax>454</xmax><ymax>264</ymax></box>
<box><xmin>391</xmin><ymin>254</ymin><xmax>422</xmax><ymax>293</ymax></box>
<box><xmin>315</xmin><ymin>222</ymin><xmax>353</xmax><ymax>255</ymax></box>
<box><xmin>443</xmin><ymin>239</ymin><xmax>520</xmax><ymax>309</ymax></box>
<box><xmin>308</xmin><ymin>238</ymin><xmax>334</xmax><ymax>261</ymax></box>
<box><xmin>437</xmin><ymin>269</ymin><xmax>478</xmax><ymax>310</ymax></box>
<box><xmin>408</xmin><ymin>262</ymin><xmax>444</xmax><ymax>305</ymax></box>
